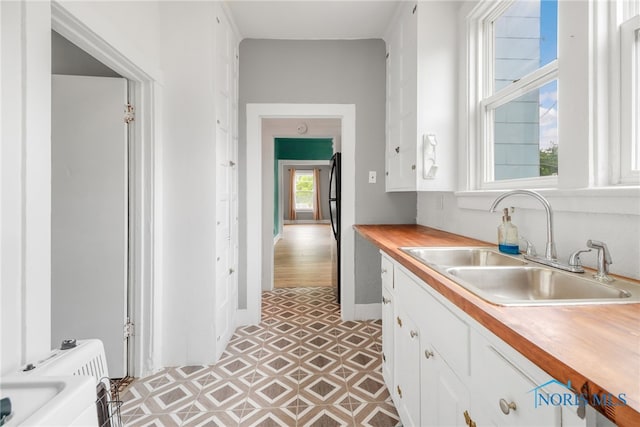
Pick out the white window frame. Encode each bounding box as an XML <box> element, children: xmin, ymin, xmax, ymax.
<box><xmin>294</xmin><ymin>169</ymin><xmax>314</xmax><ymax>212</ymax></box>
<box><xmin>458</xmin><ymin>0</ymin><xmax>640</xmax><ymax>214</ymax></box>
<box><xmin>620</xmin><ymin>13</ymin><xmax>640</xmax><ymax>184</ymax></box>
<box><xmin>472</xmin><ymin>0</ymin><xmax>559</xmax><ymax>190</ymax></box>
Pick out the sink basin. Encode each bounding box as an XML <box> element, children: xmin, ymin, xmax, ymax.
<box><xmin>400</xmin><ymin>246</ymin><xmax>527</xmax><ymax>267</ymax></box>
<box><xmin>445</xmin><ymin>266</ymin><xmax>640</xmax><ymax>306</ymax></box>
<box><xmin>0</xmin><ymin>376</ymin><xmax>97</xmax><ymax>426</ymax></box>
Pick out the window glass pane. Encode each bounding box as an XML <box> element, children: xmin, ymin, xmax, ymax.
<box><xmin>492</xmin><ymin>80</ymin><xmax>558</xmax><ymax>181</ymax></box>
<box><xmin>295</xmin><ymin>172</ymin><xmax>314</xmax><ymax>210</ymax></box>
<box><xmin>494</xmin><ymin>0</ymin><xmax>557</xmax><ymax>92</ymax></box>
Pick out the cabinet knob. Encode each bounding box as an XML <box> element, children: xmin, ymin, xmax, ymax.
<box><xmin>424</xmin><ymin>349</ymin><xmax>434</xmax><ymax>359</ymax></box>
<box><xmin>395</xmin><ymin>146</ymin><xmax>400</xmax><ymax>153</ymax></box>
<box><xmin>397</xmin><ymin>385</ymin><xmax>403</xmax><ymax>398</ymax></box>
<box><xmin>410</xmin><ymin>330</ymin><xmax>418</xmax><ymax>338</ymax></box>
<box><xmin>396</xmin><ymin>316</ymin><xmax>403</xmax><ymax>327</ymax></box>
<box><xmin>381</xmin><ymin>268</ymin><xmax>387</xmax><ymax>276</ymax></box>
<box><xmin>499</xmin><ymin>399</ymin><xmax>517</xmax><ymax>415</ymax></box>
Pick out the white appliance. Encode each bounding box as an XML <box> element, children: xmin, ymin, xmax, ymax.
<box><xmin>4</xmin><ymin>339</ymin><xmax>120</xmax><ymax>427</ymax></box>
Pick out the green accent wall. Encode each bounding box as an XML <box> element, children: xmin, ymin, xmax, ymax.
<box><xmin>274</xmin><ymin>138</ymin><xmax>333</xmax><ymax>236</ymax></box>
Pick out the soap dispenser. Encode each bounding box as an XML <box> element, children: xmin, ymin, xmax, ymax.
<box><xmin>498</xmin><ymin>207</ymin><xmax>519</xmax><ymax>254</ymax></box>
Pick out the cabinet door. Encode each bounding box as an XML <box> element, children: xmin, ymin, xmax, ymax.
<box><xmin>381</xmin><ymin>254</ymin><xmax>394</xmax><ymax>292</ymax></box>
<box><xmin>472</xmin><ymin>337</ymin><xmax>562</xmax><ymax>427</ymax></box>
<box><xmin>381</xmin><ymin>286</ymin><xmax>395</xmax><ymax>398</ymax></box>
<box><xmin>421</xmin><ymin>346</ymin><xmax>472</xmax><ymax>427</ymax></box>
<box><xmin>394</xmin><ymin>305</ymin><xmax>421</xmax><ymax>426</ymax></box>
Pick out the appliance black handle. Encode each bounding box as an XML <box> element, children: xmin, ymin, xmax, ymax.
<box><xmin>329</xmin><ymin>158</ymin><xmax>337</xmax><ymax>238</ymax></box>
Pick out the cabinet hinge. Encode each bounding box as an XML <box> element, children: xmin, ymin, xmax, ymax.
<box><xmin>124</xmin><ymin>104</ymin><xmax>135</xmax><ymax>124</ymax></box>
<box><xmin>412</xmin><ymin>4</ymin><xmax>417</xmax><ymax>14</ymax></box>
<box><xmin>124</xmin><ymin>318</ymin><xmax>135</xmax><ymax>338</ymax></box>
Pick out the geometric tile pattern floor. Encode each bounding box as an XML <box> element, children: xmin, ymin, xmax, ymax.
<box><xmin>120</xmin><ymin>287</ymin><xmax>400</xmax><ymax>426</ymax></box>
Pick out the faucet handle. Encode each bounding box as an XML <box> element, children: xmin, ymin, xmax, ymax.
<box><xmin>519</xmin><ymin>236</ymin><xmax>536</xmax><ymax>256</ymax></box>
<box><xmin>568</xmin><ymin>249</ymin><xmax>591</xmax><ymax>268</ymax></box>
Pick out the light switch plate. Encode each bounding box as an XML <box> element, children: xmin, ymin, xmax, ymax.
<box><xmin>368</xmin><ymin>171</ymin><xmax>377</xmax><ymax>183</ymax></box>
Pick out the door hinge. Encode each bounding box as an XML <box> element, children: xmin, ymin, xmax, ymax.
<box><xmin>124</xmin><ymin>319</ymin><xmax>135</xmax><ymax>338</ymax></box>
<box><xmin>124</xmin><ymin>104</ymin><xmax>135</xmax><ymax>124</ymax></box>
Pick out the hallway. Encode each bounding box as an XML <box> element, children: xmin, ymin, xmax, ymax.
<box><xmin>274</xmin><ymin>224</ymin><xmax>335</xmax><ymax>288</ymax></box>
<box><xmin>120</xmin><ymin>287</ymin><xmax>399</xmax><ymax>426</ymax></box>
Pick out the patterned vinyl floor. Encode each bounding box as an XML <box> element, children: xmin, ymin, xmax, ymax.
<box><xmin>120</xmin><ymin>287</ymin><xmax>400</xmax><ymax>426</ymax></box>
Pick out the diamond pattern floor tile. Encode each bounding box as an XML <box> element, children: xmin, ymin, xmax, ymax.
<box><xmin>122</xmin><ymin>287</ymin><xmax>399</xmax><ymax>426</ymax></box>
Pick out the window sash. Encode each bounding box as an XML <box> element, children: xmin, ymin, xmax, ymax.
<box><xmin>479</xmin><ymin>8</ymin><xmax>559</xmax><ymax>188</ymax></box>
<box><xmin>621</xmin><ymin>14</ymin><xmax>640</xmax><ymax>183</ymax></box>
<box><xmin>294</xmin><ymin>171</ymin><xmax>314</xmax><ymax>211</ymax></box>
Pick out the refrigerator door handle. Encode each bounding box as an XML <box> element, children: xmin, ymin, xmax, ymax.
<box><xmin>329</xmin><ymin>158</ymin><xmax>338</xmax><ymax>239</ymax></box>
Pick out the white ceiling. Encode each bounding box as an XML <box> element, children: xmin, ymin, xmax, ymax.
<box><xmin>226</xmin><ymin>1</ymin><xmax>402</xmax><ymax>40</ymax></box>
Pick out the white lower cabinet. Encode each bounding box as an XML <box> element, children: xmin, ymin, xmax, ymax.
<box><xmin>394</xmin><ymin>303</ymin><xmax>422</xmax><ymax>426</ymax></box>
<box><xmin>380</xmin><ymin>254</ymin><xmax>587</xmax><ymax>427</ymax></box>
<box><xmin>421</xmin><ymin>346</ymin><xmax>471</xmax><ymax>427</ymax></box>
<box><xmin>380</xmin><ymin>252</ymin><xmax>396</xmax><ymax>401</ymax></box>
<box><xmin>381</xmin><ymin>285</ymin><xmax>395</xmax><ymax>394</ymax></box>
<box><xmin>470</xmin><ymin>332</ymin><xmax>562</xmax><ymax>427</ymax></box>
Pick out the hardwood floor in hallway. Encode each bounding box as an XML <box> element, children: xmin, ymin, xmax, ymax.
<box><xmin>274</xmin><ymin>224</ymin><xmax>335</xmax><ymax>288</ymax></box>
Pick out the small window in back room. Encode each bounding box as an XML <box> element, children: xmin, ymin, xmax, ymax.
<box><xmin>481</xmin><ymin>0</ymin><xmax>558</xmax><ymax>185</ymax></box>
<box><xmin>295</xmin><ymin>170</ymin><xmax>314</xmax><ymax>211</ymax></box>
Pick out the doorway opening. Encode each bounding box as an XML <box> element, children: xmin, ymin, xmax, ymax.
<box><xmin>273</xmin><ymin>137</ymin><xmax>335</xmax><ymax>290</ymax></box>
<box><xmin>243</xmin><ymin>104</ymin><xmax>355</xmax><ymax>326</ymax></box>
<box><xmin>51</xmin><ymin>3</ymin><xmax>160</xmax><ymax>379</ymax></box>
<box><xmin>50</xmin><ymin>30</ymin><xmax>133</xmax><ymax>387</ymax></box>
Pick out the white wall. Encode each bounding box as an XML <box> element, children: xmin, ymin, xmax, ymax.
<box><xmin>417</xmin><ymin>192</ymin><xmax>640</xmax><ymax>280</ymax></box>
<box><xmin>0</xmin><ymin>0</ymin><xmax>163</xmax><ymax>375</ymax></box>
<box><xmin>0</xmin><ymin>0</ymin><xmax>52</xmax><ymax>376</ymax></box>
<box><xmin>158</xmin><ymin>1</ymin><xmax>220</xmax><ymax>366</ymax></box>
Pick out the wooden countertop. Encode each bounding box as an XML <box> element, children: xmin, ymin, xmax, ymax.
<box><xmin>355</xmin><ymin>224</ymin><xmax>640</xmax><ymax>426</ymax></box>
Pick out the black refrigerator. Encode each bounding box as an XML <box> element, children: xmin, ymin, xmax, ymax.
<box><xmin>329</xmin><ymin>152</ymin><xmax>341</xmax><ymax>303</ymax></box>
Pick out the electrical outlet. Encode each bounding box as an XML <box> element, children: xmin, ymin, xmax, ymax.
<box><xmin>368</xmin><ymin>171</ymin><xmax>377</xmax><ymax>183</ymax></box>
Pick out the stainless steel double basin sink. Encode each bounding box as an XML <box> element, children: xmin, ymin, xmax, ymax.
<box><xmin>400</xmin><ymin>247</ymin><xmax>640</xmax><ymax>306</ymax></box>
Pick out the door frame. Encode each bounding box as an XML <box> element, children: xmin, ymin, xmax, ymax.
<box><xmin>245</xmin><ymin>104</ymin><xmax>356</xmax><ymax>323</ymax></box>
<box><xmin>276</xmin><ymin>158</ymin><xmax>331</xmax><ymax>245</ymax></box>
<box><xmin>51</xmin><ymin>2</ymin><xmax>161</xmax><ymax>377</ymax></box>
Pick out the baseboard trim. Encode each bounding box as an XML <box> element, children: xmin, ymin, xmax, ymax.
<box><xmin>353</xmin><ymin>303</ymin><xmax>381</xmax><ymax>321</ymax></box>
<box><xmin>273</xmin><ymin>233</ymin><xmax>282</xmax><ymax>245</ymax></box>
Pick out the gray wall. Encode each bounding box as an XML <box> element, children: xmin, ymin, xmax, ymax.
<box><xmin>239</xmin><ymin>39</ymin><xmax>416</xmax><ymax>307</ymax></box>
<box><xmin>282</xmin><ymin>165</ymin><xmax>330</xmax><ymax>221</ymax></box>
<box><xmin>51</xmin><ymin>31</ymin><xmax>121</xmax><ymax>77</ymax></box>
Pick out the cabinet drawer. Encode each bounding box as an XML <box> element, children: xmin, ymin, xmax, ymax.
<box><xmin>474</xmin><ymin>339</ymin><xmax>561</xmax><ymax>426</ymax></box>
<box><xmin>396</xmin><ymin>267</ymin><xmax>469</xmax><ymax>376</ymax></box>
<box><xmin>381</xmin><ymin>252</ymin><xmax>394</xmax><ymax>291</ymax></box>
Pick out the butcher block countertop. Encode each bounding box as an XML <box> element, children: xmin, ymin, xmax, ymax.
<box><xmin>354</xmin><ymin>224</ymin><xmax>640</xmax><ymax>426</ymax></box>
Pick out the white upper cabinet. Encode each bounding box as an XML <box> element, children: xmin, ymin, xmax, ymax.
<box><xmin>384</xmin><ymin>2</ymin><xmax>458</xmax><ymax>192</ymax></box>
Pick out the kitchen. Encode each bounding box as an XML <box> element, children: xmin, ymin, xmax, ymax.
<box><xmin>1</xmin><ymin>0</ymin><xmax>638</xmax><ymax>426</ymax></box>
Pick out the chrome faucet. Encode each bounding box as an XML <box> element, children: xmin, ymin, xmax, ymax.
<box><xmin>586</xmin><ymin>240</ymin><xmax>614</xmax><ymax>282</ymax></box>
<box><xmin>489</xmin><ymin>190</ymin><xmax>583</xmax><ymax>273</ymax></box>
<box><xmin>489</xmin><ymin>190</ymin><xmax>556</xmax><ymax>260</ymax></box>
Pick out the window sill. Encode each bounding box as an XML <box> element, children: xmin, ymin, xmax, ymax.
<box><xmin>454</xmin><ymin>186</ymin><xmax>640</xmax><ymax>216</ymax></box>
